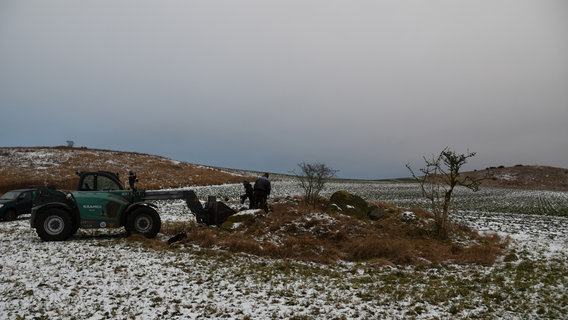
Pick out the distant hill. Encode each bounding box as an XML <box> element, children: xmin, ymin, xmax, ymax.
<box><xmin>0</xmin><ymin>146</ymin><xmax>253</xmax><ymax>193</ymax></box>
<box><xmin>1</xmin><ymin>146</ymin><xmax>567</xmax><ymax>193</ymax></box>
<box><xmin>463</xmin><ymin>165</ymin><xmax>568</xmax><ymax>192</ymax></box>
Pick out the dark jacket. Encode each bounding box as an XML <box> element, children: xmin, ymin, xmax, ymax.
<box><xmin>253</xmin><ymin>176</ymin><xmax>271</xmax><ymax>195</ymax></box>
<box><xmin>243</xmin><ymin>182</ymin><xmax>254</xmax><ymax>195</ymax></box>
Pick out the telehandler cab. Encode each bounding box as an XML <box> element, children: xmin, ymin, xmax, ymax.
<box><xmin>30</xmin><ymin>171</ymin><xmax>236</xmax><ymax>241</ymax></box>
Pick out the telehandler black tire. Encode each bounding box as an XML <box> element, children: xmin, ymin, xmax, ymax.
<box><xmin>36</xmin><ymin>208</ymin><xmax>73</xmax><ymax>241</ymax></box>
<box><xmin>126</xmin><ymin>207</ymin><xmax>161</xmax><ymax>238</ymax></box>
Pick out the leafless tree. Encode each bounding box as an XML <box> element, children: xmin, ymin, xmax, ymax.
<box><xmin>293</xmin><ymin>162</ymin><xmax>338</xmax><ymax>208</ymax></box>
<box><xmin>406</xmin><ymin>147</ymin><xmax>483</xmax><ymax>237</ymax></box>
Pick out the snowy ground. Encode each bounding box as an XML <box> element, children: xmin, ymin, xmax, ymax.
<box><xmin>1</xmin><ymin>181</ymin><xmax>567</xmax><ymax>319</ymax></box>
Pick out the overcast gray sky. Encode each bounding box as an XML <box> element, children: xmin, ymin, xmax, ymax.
<box><xmin>1</xmin><ymin>1</ymin><xmax>567</xmax><ymax>179</ymax></box>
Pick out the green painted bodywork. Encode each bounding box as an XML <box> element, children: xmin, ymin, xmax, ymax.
<box><xmin>72</xmin><ymin>191</ymin><xmax>133</xmax><ymax>228</ymax></box>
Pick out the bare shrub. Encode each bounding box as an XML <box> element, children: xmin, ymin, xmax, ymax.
<box><xmin>406</xmin><ymin>147</ymin><xmax>485</xmax><ymax>238</ymax></box>
<box><xmin>292</xmin><ymin>162</ymin><xmax>338</xmax><ymax>208</ymax></box>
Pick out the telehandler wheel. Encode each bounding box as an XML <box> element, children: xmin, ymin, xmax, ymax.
<box><xmin>126</xmin><ymin>207</ymin><xmax>161</xmax><ymax>239</ymax></box>
<box><xmin>36</xmin><ymin>208</ymin><xmax>73</xmax><ymax>241</ymax></box>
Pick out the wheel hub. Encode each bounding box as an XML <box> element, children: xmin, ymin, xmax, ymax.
<box><xmin>45</xmin><ymin>216</ymin><xmax>64</xmax><ymax>235</ymax></box>
<box><xmin>135</xmin><ymin>215</ymin><xmax>152</xmax><ymax>233</ymax></box>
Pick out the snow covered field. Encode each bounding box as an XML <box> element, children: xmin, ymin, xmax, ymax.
<box><xmin>1</xmin><ymin>181</ymin><xmax>567</xmax><ymax>319</ymax></box>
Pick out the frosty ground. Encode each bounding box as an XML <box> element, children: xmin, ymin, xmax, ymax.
<box><xmin>1</xmin><ymin>181</ymin><xmax>567</xmax><ymax>319</ymax></box>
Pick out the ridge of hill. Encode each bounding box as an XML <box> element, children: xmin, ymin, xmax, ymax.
<box><xmin>0</xmin><ymin>146</ymin><xmax>252</xmax><ymax>193</ymax></box>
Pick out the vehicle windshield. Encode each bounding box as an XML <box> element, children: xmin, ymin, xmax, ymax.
<box><xmin>0</xmin><ymin>191</ymin><xmax>20</xmax><ymax>200</ymax></box>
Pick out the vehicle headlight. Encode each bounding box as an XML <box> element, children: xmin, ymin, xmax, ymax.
<box><xmin>0</xmin><ymin>204</ymin><xmax>4</xmax><ymax>208</ymax></box>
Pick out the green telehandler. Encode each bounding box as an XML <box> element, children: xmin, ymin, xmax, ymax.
<box><xmin>30</xmin><ymin>171</ymin><xmax>236</xmax><ymax>241</ymax></box>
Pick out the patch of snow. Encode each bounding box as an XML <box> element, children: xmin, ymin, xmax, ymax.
<box><xmin>497</xmin><ymin>173</ymin><xmax>516</xmax><ymax>181</ymax></box>
<box><xmin>232</xmin><ymin>209</ymin><xmax>260</xmax><ymax>217</ymax></box>
<box><xmin>304</xmin><ymin>212</ymin><xmax>338</xmax><ymax>224</ymax></box>
<box><xmin>401</xmin><ymin>211</ymin><xmax>417</xmax><ymax>221</ymax></box>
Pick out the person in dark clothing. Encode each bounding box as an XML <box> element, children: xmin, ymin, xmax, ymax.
<box><xmin>240</xmin><ymin>181</ymin><xmax>256</xmax><ymax>209</ymax></box>
<box><xmin>253</xmin><ymin>173</ymin><xmax>271</xmax><ymax>211</ymax></box>
<box><xmin>128</xmin><ymin>171</ymin><xmax>138</xmax><ymax>190</ymax></box>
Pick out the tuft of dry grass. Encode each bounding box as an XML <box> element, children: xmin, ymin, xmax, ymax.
<box><xmin>219</xmin><ymin>233</ymin><xmax>264</xmax><ymax>255</ymax></box>
<box><xmin>344</xmin><ymin>236</ymin><xmax>416</xmax><ymax>264</ymax></box>
<box><xmin>455</xmin><ymin>233</ymin><xmax>509</xmax><ymax>266</ymax></box>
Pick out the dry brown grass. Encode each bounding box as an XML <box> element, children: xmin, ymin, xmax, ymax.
<box><xmin>153</xmin><ymin>202</ymin><xmax>506</xmax><ymax>266</ymax></box>
<box><xmin>345</xmin><ymin>237</ymin><xmax>416</xmax><ymax>264</ymax></box>
<box><xmin>0</xmin><ymin>146</ymin><xmax>251</xmax><ymax>193</ymax></box>
<box><xmin>454</xmin><ymin>233</ymin><xmax>509</xmax><ymax>266</ymax></box>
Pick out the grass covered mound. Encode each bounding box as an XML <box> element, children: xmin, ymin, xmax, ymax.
<box><xmin>158</xmin><ymin>201</ymin><xmax>508</xmax><ymax>266</ymax></box>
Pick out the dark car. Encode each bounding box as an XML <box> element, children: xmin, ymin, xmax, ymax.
<box><xmin>0</xmin><ymin>189</ymin><xmax>37</xmax><ymax>221</ymax></box>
